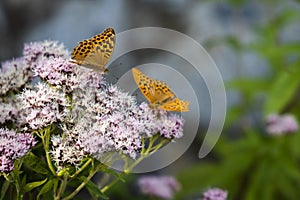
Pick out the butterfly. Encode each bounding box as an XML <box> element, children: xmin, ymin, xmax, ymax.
<box><xmin>70</xmin><ymin>27</ymin><xmax>115</xmax><ymax>72</ymax></box>
<box><xmin>132</xmin><ymin>68</ymin><xmax>189</xmax><ymax>112</ymax></box>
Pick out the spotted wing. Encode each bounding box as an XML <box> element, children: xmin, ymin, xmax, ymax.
<box><xmin>71</xmin><ymin>28</ymin><xmax>115</xmax><ymax>72</ymax></box>
<box><xmin>159</xmin><ymin>98</ymin><xmax>190</xmax><ymax>112</ymax></box>
<box><xmin>132</xmin><ymin>68</ymin><xmax>175</xmax><ymax>105</ymax></box>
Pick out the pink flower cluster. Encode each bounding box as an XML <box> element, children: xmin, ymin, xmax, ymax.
<box><xmin>0</xmin><ymin>101</ymin><xmax>18</xmax><ymax>124</ymax></box>
<box><xmin>202</xmin><ymin>188</ymin><xmax>228</xmax><ymax>200</ymax></box>
<box><xmin>23</xmin><ymin>40</ymin><xmax>69</xmax><ymax>66</ymax></box>
<box><xmin>18</xmin><ymin>83</ymin><xmax>70</xmax><ymax>130</ymax></box>
<box><xmin>0</xmin><ymin>40</ymin><xmax>186</xmax><ymax>171</ymax></box>
<box><xmin>138</xmin><ymin>175</ymin><xmax>181</xmax><ymax>199</ymax></box>
<box><xmin>0</xmin><ymin>128</ymin><xmax>36</xmax><ymax>172</ymax></box>
<box><xmin>0</xmin><ymin>57</ymin><xmax>32</xmax><ymax>95</ymax></box>
<box><xmin>266</xmin><ymin>113</ymin><xmax>298</xmax><ymax>135</ymax></box>
<box><xmin>49</xmin><ymin>81</ymin><xmax>185</xmax><ymax>169</ymax></box>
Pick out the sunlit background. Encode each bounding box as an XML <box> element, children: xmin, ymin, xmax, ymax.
<box><xmin>1</xmin><ymin>0</ymin><xmax>300</xmax><ymax>199</ymax></box>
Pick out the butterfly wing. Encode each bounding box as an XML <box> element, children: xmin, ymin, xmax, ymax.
<box><xmin>71</xmin><ymin>28</ymin><xmax>115</xmax><ymax>72</ymax></box>
<box><xmin>159</xmin><ymin>98</ymin><xmax>190</xmax><ymax>112</ymax></box>
<box><xmin>132</xmin><ymin>68</ymin><xmax>175</xmax><ymax>105</ymax></box>
<box><xmin>71</xmin><ymin>39</ymin><xmax>94</xmax><ymax>65</ymax></box>
<box><xmin>151</xmin><ymin>79</ymin><xmax>176</xmax><ymax>105</ymax></box>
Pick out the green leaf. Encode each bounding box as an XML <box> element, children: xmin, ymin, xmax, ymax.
<box><xmin>23</xmin><ymin>178</ymin><xmax>47</xmax><ymax>193</ymax></box>
<box><xmin>37</xmin><ymin>179</ymin><xmax>54</xmax><ymax>200</ymax></box>
<box><xmin>23</xmin><ymin>152</ymin><xmax>49</xmax><ymax>175</ymax></box>
<box><xmin>0</xmin><ymin>181</ymin><xmax>10</xmax><ymax>200</ymax></box>
<box><xmin>264</xmin><ymin>71</ymin><xmax>300</xmax><ymax>115</ymax></box>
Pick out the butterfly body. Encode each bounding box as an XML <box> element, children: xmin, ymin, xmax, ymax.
<box><xmin>132</xmin><ymin>68</ymin><xmax>189</xmax><ymax>112</ymax></box>
<box><xmin>70</xmin><ymin>27</ymin><xmax>115</xmax><ymax>72</ymax></box>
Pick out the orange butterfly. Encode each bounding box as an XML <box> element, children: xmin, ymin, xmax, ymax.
<box><xmin>132</xmin><ymin>68</ymin><xmax>189</xmax><ymax>112</ymax></box>
<box><xmin>70</xmin><ymin>27</ymin><xmax>115</xmax><ymax>72</ymax></box>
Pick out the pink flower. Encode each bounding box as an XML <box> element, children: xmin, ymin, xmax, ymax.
<box><xmin>18</xmin><ymin>83</ymin><xmax>70</xmax><ymax>130</ymax></box>
<box><xmin>202</xmin><ymin>188</ymin><xmax>228</xmax><ymax>200</ymax></box>
<box><xmin>138</xmin><ymin>175</ymin><xmax>180</xmax><ymax>199</ymax></box>
<box><xmin>0</xmin><ymin>57</ymin><xmax>32</xmax><ymax>95</ymax></box>
<box><xmin>158</xmin><ymin>113</ymin><xmax>184</xmax><ymax>139</ymax></box>
<box><xmin>266</xmin><ymin>113</ymin><xmax>298</xmax><ymax>135</ymax></box>
<box><xmin>0</xmin><ymin>128</ymin><xmax>36</xmax><ymax>172</ymax></box>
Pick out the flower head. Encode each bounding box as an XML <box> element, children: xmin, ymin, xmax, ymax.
<box><xmin>18</xmin><ymin>83</ymin><xmax>70</xmax><ymax>130</ymax></box>
<box><xmin>266</xmin><ymin>113</ymin><xmax>298</xmax><ymax>135</ymax></box>
<box><xmin>23</xmin><ymin>40</ymin><xmax>69</xmax><ymax>66</ymax></box>
<box><xmin>33</xmin><ymin>57</ymin><xmax>80</xmax><ymax>93</ymax></box>
<box><xmin>0</xmin><ymin>57</ymin><xmax>32</xmax><ymax>95</ymax></box>
<box><xmin>202</xmin><ymin>188</ymin><xmax>228</xmax><ymax>200</ymax></box>
<box><xmin>138</xmin><ymin>175</ymin><xmax>181</xmax><ymax>199</ymax></box>
<box><xmin>0</xmin><ymin>128</ymin><xmax>36</xmax><ymax>172</ymax></box>
<box><xmin>24</xmin><ymin>41</ymin><xmax>103</xmax><ymax>93</ymax></box>
<box><xmin>0</xmin><ymin>101</ymin><xmax>18</xmax><ymax>124</ymax></box>
<box><xmin>49</xmin><ymin>83</ymin><xmax>185</xmax><ymax>169</ymax></box>
<box><xmin>50</xmin><ymin>131</ymin><xmax>87</xmax><ymax>171</ymax></box>
<box><xmin>158</xmin><ymin>112</ymin><xmax>184</xmax><ymax>139</ymax></box>
<box><xmin>74</xmin><ymin>85</ymin><xmax>152</xmax><ymax>159</ymax></box>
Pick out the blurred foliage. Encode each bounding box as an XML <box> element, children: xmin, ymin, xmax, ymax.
<box><xmin>176</xmin><ymin>2</ymin><xmax>300</xmax><ymax>200</ymax></box>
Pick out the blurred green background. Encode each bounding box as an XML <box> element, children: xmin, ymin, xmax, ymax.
<box><xmin>1</xmin><ymin>0</ymin><xmax>300</xmax><ymax>199</ymax></box>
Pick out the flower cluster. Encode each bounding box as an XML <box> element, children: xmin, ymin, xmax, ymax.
<box><xmin>50</xmin><ymin>129</ymin><xmax>87</xmax><ymax>171</ymax></box>
<box><xmin>1</xmin><ymin>40</ymin><xmax>186</xmax><ymax>175</ymax></box>
<box><xmin>158</xmin><ymin>112</ymin><xmax>184</xmax><ymax>139</ymax></box>
<box><xmin>49</xmin><ymin>84</ymin><xmax>185</xmax><ymax>169</ymax></box>
<box><xmin>81</xmin><ymin>85</ymin><xmax>184</xmax><ymax>159</ymax></box>
<box><xmin>23</xmin><ymin>40</ymin><xmax>69</xmax><ymax>67</ymax></box>
<box><xmin>266</xmin><ymin>113</ymin><xmax>299</xmax><ymax>135</ymax></box>
<box><xmin>0</xmin><ymin>101</ymin><xmax>18</xmax><ymax>124</ymax></box>
<box><xmin>0</xmin><ymin>128</ymin><xmax>36</xmax><ymax>172</ymax></box>
<box><xmin>202</xmin><ymin>188</ymin><xmax>228</xmax><ymax>200</ymax></box>
<box><xmin>0</xmin><ymin>38</ymin><xmax>188</xmax><ymax>199</ymax></box>
<box><xmin>18</xmin><ymin>83</ymin><xmax>70</xmax><ymax>130</ymax></box>
<box><xmin>0</xmin><ymin>57</ymin><xmax>32</xmax><ymax>95</ymax></box>
<box><xmin>26</xmin><ymin>40</ymin><xmax>104</xmax><ymax>93</ymax></box>
<box><xmin>138</xmin><ymin>175</ymin><xmax>181</xmax><ymax>199</ymax></box>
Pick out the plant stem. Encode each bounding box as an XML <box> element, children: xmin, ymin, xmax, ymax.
<box><xmin>70</xmin><ymin>158</ymin><xmax>93</xmax><ymax>179</ymax></box>
<box><xmin>62</xmin><ymin>162</ymin><xmax>104</xmax><ymax>200</ymax></box>
<box><xmin>39</xmin><ymin>126</ymin><xmax>57</xmax><ymax>176</ymax></box>
<box><xmin>102</xmin><ymin>135</ymin><xmax>168</xmax><ymax>193</ymax></box>
<box><xmin>54</xmin><ymin>175</ymin><xmax>68</xmax><ymax>200</ymax></box>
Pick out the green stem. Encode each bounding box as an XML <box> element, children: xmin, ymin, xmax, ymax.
<box><xmin>11</xmin><ymin>173</ymin><xmax>21</xmax><ymax>199</ymax></box>
<box><xmin>39</xmin><ymin>126</ymin><xmax>57</xmax><ymax>176</ymax></box>
<box><xmin>70</xmin><ymin>158</ymin><xmax>93</xmax><ymax>179</ymax></box>
<box><xmin>62</xmin><ymin>163</ymin><xmax>104</xmax><ymax>200</ymax></box>
<box><xmin>150</xmin><ymin>138</ymin><xmax>170</xmax><ymax>153</ymax></box>
<box><xmin>99</xmin><ymin>135</ymin><xmax>171</xmax><ymax>194</ymax></box>
<box><xmin>54</xmin><ymin>175</ymin><xmax>68</xmax><ymax>200</ymax></box>
<box><xmin>10</xmin><ymin>161</ymin><xmax>23</xmax><ymax>200</ymax></box>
